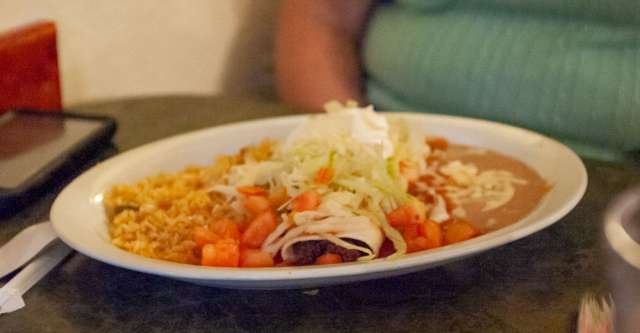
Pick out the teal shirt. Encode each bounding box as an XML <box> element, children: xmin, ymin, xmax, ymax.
<box><xmin>364</xmin><ymin>0</ymin><xmax>640</xmax><ymax>160</ymax></box>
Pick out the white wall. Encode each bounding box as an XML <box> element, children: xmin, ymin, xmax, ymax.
<box><xmin>0</xmin><ymin>0</ymin><xmax>278</xmax><ymax>106</ymax></box>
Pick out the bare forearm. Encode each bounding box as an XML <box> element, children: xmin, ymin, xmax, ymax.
<box><xmin>276</xmin><ymin>0</ymin><xmax>373</xmax><ymax>111</ymax></box>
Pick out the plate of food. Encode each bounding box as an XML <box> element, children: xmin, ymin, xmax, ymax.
<box><xmin>50</xmin><ymin>102</ymin><xmax>587</xmax><ymax>289</ymax></box>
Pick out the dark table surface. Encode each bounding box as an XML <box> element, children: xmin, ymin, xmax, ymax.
<box><xmin>1</xmin><ymin>95</ymin><xmax>639</xmax><ymax>332</ymax></box>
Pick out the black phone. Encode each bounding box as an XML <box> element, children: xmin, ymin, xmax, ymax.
<box><xmin>0</xmin><ymin>110</ymin><xmax>116</xmax><ymax>215</ymax></box>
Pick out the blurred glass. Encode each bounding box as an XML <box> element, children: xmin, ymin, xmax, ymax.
<box><xmin>605</xmin><ymin>186</ymin><xmax>640</xmax><ymax>333</ymax></box>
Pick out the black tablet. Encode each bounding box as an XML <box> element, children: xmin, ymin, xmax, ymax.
<box><xmin>0</xmin><ymin>110</ymin><xmax>116</xmax><ymax>215</ymax></box>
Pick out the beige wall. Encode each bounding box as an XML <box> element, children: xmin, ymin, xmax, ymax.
<box><xmin>0</xmin><ymin>0</ymin><xmax>278</xmax><ymax>106</ymax></box>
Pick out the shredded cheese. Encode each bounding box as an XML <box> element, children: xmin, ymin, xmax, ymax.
<box><xmin>440</xmin><ymin>161</ymin><xmax>528</xmax><ymax>212</ymax></box>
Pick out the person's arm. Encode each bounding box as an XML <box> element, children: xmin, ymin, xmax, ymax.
<box><xmin>276</xmin><ymin>0</ymin><xmax>374</xmax><ymax>111</ymax></box>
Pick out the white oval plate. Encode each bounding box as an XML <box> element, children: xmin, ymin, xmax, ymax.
<box><xmin>50</xmin><ymin>113</ymin><xmax>587</xmax><ymax>289</ymax></box>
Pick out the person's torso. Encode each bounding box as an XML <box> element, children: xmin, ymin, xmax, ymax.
<box><xmin>364</xmin><ymin>0</ymin><xmax>640</xmax><ymax>159</ymax></box>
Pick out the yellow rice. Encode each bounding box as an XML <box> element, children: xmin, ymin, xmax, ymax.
<box><xmin>104</xmin><ymin>140</ymin><xmax>275</xmax><ymax>264</ymax></box>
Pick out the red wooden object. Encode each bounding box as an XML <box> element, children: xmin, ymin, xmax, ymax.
<box><xmin>0</xmin><ymin>20</ymin><xmax>62</xmax><ymax>112</ymax></box>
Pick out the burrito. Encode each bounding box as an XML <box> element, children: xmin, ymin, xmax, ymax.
<box><xmin>261</xmin><ymin>194</ymin><xmax>385</xmax><ymax>264</ymax></box>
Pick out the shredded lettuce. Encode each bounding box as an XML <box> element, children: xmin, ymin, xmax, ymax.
<box><xmin>281</xmin><ymin>133</ymin><xmax>413</xmax><ymax>257</ymax></box>
<box><xmin>219</xmin><ymin>104</ymin><xmax>430</xmax><ymax>259</ymax></box>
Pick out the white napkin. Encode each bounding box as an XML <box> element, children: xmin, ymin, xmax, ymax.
<box><xmin>0</xmin><ymin>222</ymin><xmax>59</xmax><ymax>279</ymax></box>
<box><xmin>0</xmin><ymin>240</ymin><xmax>72</xmax><ymax>315</ymax></box>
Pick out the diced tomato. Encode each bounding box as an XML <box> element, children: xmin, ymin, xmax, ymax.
<box><xmin>268</xmin><ymin>186</ymin><xmax>289</xmax><ymax>208</ymax></box>
<box><xmin>193</xmin><ymin>226</ymin><xmax>219</xmax><ymax>248</ymax></box>
<box><xmin>315</xmin><ymin>253</ymin><xmax>343</xmax><ymax>265</ymax></box>
<box><xmin>419</xmin><ymin>219</ymin><xmax>444</xmax><ymax>249</ymax></box>
<box><xmin>418</xmin><ymin>174</ymin><xmax>436</xmax><ymax>185</ymax></box>
<box><xmin>415</xmin><ymin>192</ymin><xmax>435</xmax><ymax>205</ymax></box>
<box><xmin>426</xmin><ymin>137</ymin><xmax>449</xmax><ymax>151</ymax></box>
<box><xmin>208</xmin><ymin>218</ymin><xmax>241</xmax><ymax>241</ymax></box>
<box><xmin>235</xmin><ymin>219</ymin><xmax>251</xmax><ymax>234</ymax></box>
<box><xmin>244</xmin><ymin>195</ymin><xmax>271</xmax><ymax>214</ymax></box>
<box><xmin>386</xmin><ymin>203</ymin><xmax>423</xmax><ymax>227</ymax></box>
<box><xmin>291</xmin><ymin>190</ymin><xmax>321</xmax><ymax>212</ymax></box>
<box><xmin>314</xmin><ymin>167</ymin><xmax>334</xmax><ymax>184</ymax></box>
<box><xmin>387</xmin><ymin>205</ymin><xmax>413</xmax><ymax>227</ymax></box>
<box><xmin>237</xmin><ymin>186</ymin><xmax>267</xmax><ymax>196</ymax></box>
<box><xmin>401</xmin><ymin>223</ymin><xmax>420</xmax><ymax>241</ymax></box>
<box><xmin>201</xmin><ymin>239</ymin><xmax>240</xmax><ymax>267</ymax></box>
<box><xmin>443</xmin><ymin>219</ymin><xmax>479</xmax><ymax>245</ymax></box>
<box><xmin>407</xmin><ymin>236</ymin><xmax>429</xmax><ymax>253</ymax></box>
<box><xmin>240</xmin><ymin>248</ymin><xmax>275</xmax><ymax>267</ymax></box>
<box><xmin>426</xmin><ymin>155</ymin><xmax>439</xmax><ymax>164</ymax></box>
<box><xmin>241</xmin><ymin>211</ymin><xmax>277</xmax><ymax>248</ymax></box>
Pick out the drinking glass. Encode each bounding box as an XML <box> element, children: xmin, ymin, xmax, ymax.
<box><xmin>604</xmin><ymin>186</ymin><xmax>640</xmax><ymax>333</ymax></box>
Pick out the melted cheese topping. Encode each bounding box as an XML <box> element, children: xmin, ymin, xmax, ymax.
<box><xmin>439</xmin><ymin>160</ymin><xmax>528</xmax><ymax>212</ymax></box>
